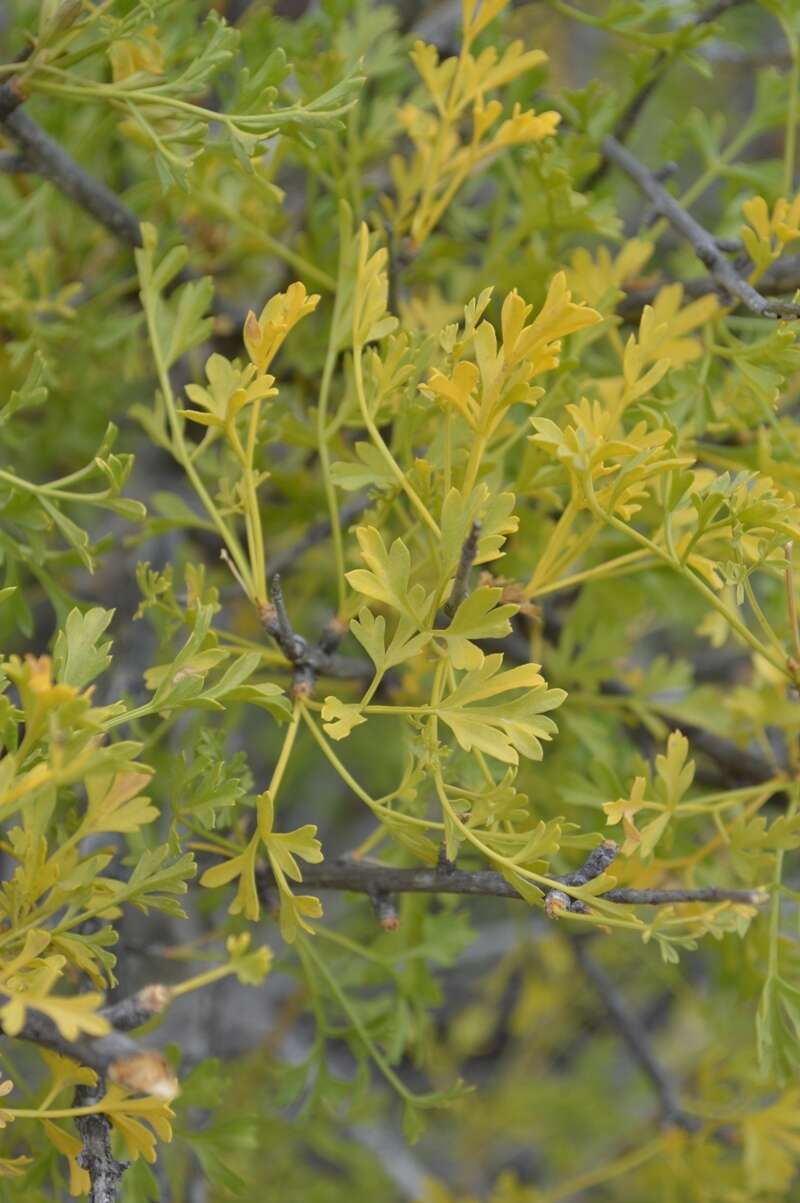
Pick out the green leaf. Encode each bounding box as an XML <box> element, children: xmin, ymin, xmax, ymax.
<box><xmin>346</xmin><ymin>526</ymin><xmax>431</xmax><ymax>623</ymax></box>
<box><xmin>53</xmin><ymin>607</ymin><xmax>114</xmax><ymax>689</ymax></box>
<box><xmin>200</xmin><ymin>839</ymin><xmax>261</xmax><ymax>922</ymax></box>
<box><xmin>2</xmin><ymin>351</ymin><xmax>48</xmax><ymax>424</ymax></box>
<box><xmin>350</xmin><ymin>608</ymin><xmax>430</xmax><ymax>673</ymax></box>
<box><xmin>435</xmin><ymin>655</ymin><xmax>567</xmax><ymax>765</ymax></box>
<box><xmin>170</xmin><ymin>730</ymin><xmax>250</xmax><ymax>829</ymax></box>
<box><xmin>38</xmin><ymin>497</ymin><xmax>94</xmax><ymax>571</ymax></box>
<box><xmin>330</xmin><ymin>442</ymin><xmax>397</xmax><ymax>491</ymax></box>
<box><xmin>116</xmin><ymin>848</ymin><xmax>195</xmax><ymax>917</ymax></box>
<box><xmin>439</xmin><ymin>587</ymin><xmax>516</xmax><ymax>669</ymax></box>
<box><xmin>758</xmin><ymin>974</ymin><xmax>800</xmax><ymax>1082</ymax></box>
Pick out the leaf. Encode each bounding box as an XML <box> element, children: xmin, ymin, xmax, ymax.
<box><xmin>435</xmin><ymin>654</ymin><xmax>567</xmax><ymax>764</ymax></box>
<box><xmin>146</xmin><ymin>604</ymin><xmax>220</xmax><ymax>708</ymax></box>
<box><xmin>730</xmin><ymin>812</ymin><xmax>800</xmax><ymax>880</ymax></box>
<box><xmin>350</xmin><ymin>608</ymin><xmax>430</xmax><ymax>673</ymax></box>
<box><xmin>84</xmin><ymin>771</ymin><xmax>158</xmax><ymax>835</ymax></box>
<box><xmin>225</xmin><ymin>933</ymin><xmax>272</xmax><ymax>986</ymax></box>
<box><xmin>330</xmin><ymin>442</ymin><xmax>398</xmax><ymax>491</ymax></box>
<box><xmin>1</xmin><ymin>988</ymin><xmax>109</xmax><ymax>1042</ymax></box>
<box><xmin>637</xmin><ymin>811</ymin><xmax>671</xmax><ymax>859</ymax></box>
<box><xmin>402</xmin><ymin>1100</ymin><xmax>426</xmax><ymax>1144</ymax></box>
<box><xmin>49</xmin><ymin>929</ymin><xmax>118</xmax><ymax>991</ymax></box>
<box><xmin>275</xmin><ymin>890</ymin><xmax>324</xmax><ymax>944</ymax></box>
<box><xmin>200</xmin><ymin>840</ymin><xmax>261</xmax><ymax>922</ymax></box>
<box><xmin>117</xmin><ymin>848</ymin><xmax>195</xmax><ymax>917</ymax></box>
<box><xmin>352</xmin><ymin>224</ymin><xmax>398</xmax><ymax>346</ymax></box>
<box><xmin>258</xmin><ymin>791</ymin><xmax>324</xmax><ymax>942</ymax></box>
<box><xmin>439</xmin><ymin>587</ymin><xmax>516</xmax><ymax>669</ymax></box>
<box><xmin>2</xmin><ymin>351</ymin><xmax>48</xmax><ymax>425</ymax></box>
<box><xmin>39</xmin><ymin>1049</ymin><xmax>97</xmax><ymax>1095</ymax></box>
<box><xmin>104</xmin><ymin>1086</ymin><xmax>175</xmax><ymax>1163</ymax></box>
<box><xmin>258</xmin><ymin>792</ymin><xmax>323</xmax><ymax>880</ymax></box>
<box><xmin>38</xmin><ymin>497</ymin><xmax>94</xmax><ymax>572</ymax></box>
<box><xmin>243</xmin><ymin>282</ymin><xmax>320</xmax><ymax>372</ymax></box>
<box><xmin>654</xmin><ymin>731</ymin><xmax>695</xmax><ymax>809</ymax></box>
<box><xmin>165</xmin><ymin>278</ymin><xmax>215</xmax><ymax>367</ymax></box>
<box><xmin>379</xmin><ymin>812</ymin><xmax>440</xmax><ymax>865</ymax></box>
<box><xmin>170</xmin><ymin>730</ymin><xmax>250</xmax><ymax>829</ymax></box>
<box><xmin>497</xmin><ymin>864</ymin><xmax>544</xmax><ymax>904</ymax></box>
<box><xmin>742</xmin><ymin>1088</ymin><xmax>800</xmax><ymax>1194</ymax></box>
<box><xmin>225</xmin><ymin>682</ymin><xmax>293</xmax><ymax>722</ymax></box>
<box><xmin>758</xmin><ymin>975</ymin><xmax>800</xmax><ymax>1082</ymax></box>
<box><xmin>346</xmin><ymin>526</ymin><xmax>431</xmax><ymax>623</ymax></box>
<box><xmin>42</xmin><ymin>1119</ymin><xmax>90</xmax><ymax>1196</ymax></box>
<box><xmin>320</xmin><ymin>696</ymin><xmax>367</xmax><ymax>740</ymax></box>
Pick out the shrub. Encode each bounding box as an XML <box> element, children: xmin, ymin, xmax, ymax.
<box><xmin>1</xmin><ymin>1</ymin><xmax>800</xmax><ymax>1200</ymax></box>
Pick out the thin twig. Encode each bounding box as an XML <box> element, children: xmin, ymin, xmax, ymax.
<box><xmin>263</xmin><ymin>574</ymin><xmax>353</xmax><ymax>695</ymax></box>
<box><xmin>100</xmin><ymin>984</ymin><xmax>173</xmax><ymax>1032</ymax></box>
<box><xmin>286</xmin><ymin>856</ymin><xmax>766</xmax><ymax>909</ymax></box>
<box><xmin>4</xmin><ymin>987</ymin><xmax>175</xmax><ymax>1201</ymax></box>
<box><xmin>618</xmin><ymin>252</ymin><xmax>800</xmax><ymax>321</ymax></box>
<box><xmin>0</xmin><ymin>81</ymin><xmax>143</xmax><ymax>247</ymax></box>
<box><xmin>74</xmin><ymin>1080</ymin><xmax>128</xmax><ymax>1203</ymax></box>
<box><xmin>601</xmin><ymin>134</ymin><xmax>800</xmax><ymax>319</ymax></box>
<box><xmin>597</xmin><ymin>680</ymin><xmax>781</xmax><ymax>789</ymax></box>
<box><xmin>545</xmin><ymin>838</ymin><xmax>620</xmax><ymax>915</ymax></box>
<box><xmin>494</xmin><ymin>637</ymin><xmax>781</xmax><ymax>791</ymax></box>
<box><xmin>583</xmin><ymin>0</ymin><xmax>753</xmax><ymax>189</ymax></box>
<box><xmin>570</xmin><ymin>936</ymin><xmax>700</xmax><ymax>1130</ymax></box>
<box><xmin>444</xmin><ymin>521</ymin><xmax>480</xmax><ymax>618</ymax></box>
<box><xmin>8</xmin><ymin>1000</ymin><xmax>177</xmax><ymax>1096</ymax></box>
<box><xmin>269</xmin><ymin>575</ymin><xmax>305</xmax><ymax>662</ymax></box>
<box><xmin>73</xmin><ymin>985</ymin><xmax>174</xmax><ymax>1203</ymax></box>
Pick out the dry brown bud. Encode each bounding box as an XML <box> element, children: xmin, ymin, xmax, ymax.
<box><xmin>108</xmin><ymin>1052</ymin><xmax>178</xmax><ymax>1101</ymax></box>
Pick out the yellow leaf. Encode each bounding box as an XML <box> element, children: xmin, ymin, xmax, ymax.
<box><xmin>1</xmin><ymin>989</ymin><xmax>110</xmax><ymax>1042</ymax></box>
<box><xmin>567</xmin><ymin>240</ymin><xmax>654</xmax><ymax>306</ymax></box>
<box><xmin>244</xmin><ymin>282</ymin><xmax>320</xmax><ymax>372</ymax></box>
<box><xmin>109</xmin><ymin>26</ymin><xmax>164</xmax><ymax>82</ymax></box>
<box><xmin>42</xmin><ymin>1120</ymin><xmax>90</xmax><ymax>1197</ymax></box>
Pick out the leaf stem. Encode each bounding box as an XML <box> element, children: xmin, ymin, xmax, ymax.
<box><xmin>582</xmin><ymin>474</ymin><xmax>789</xmax><ymax>677</ymax></box>
<box><xmin>352</xmin><ymin>339</ymin><xmax>440</xmax><ymax>537</ymax></box>
<box><xmin>137</xmin><ymin>266</ymin><xmax>254</xmax><ymax>599</ymax></box>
